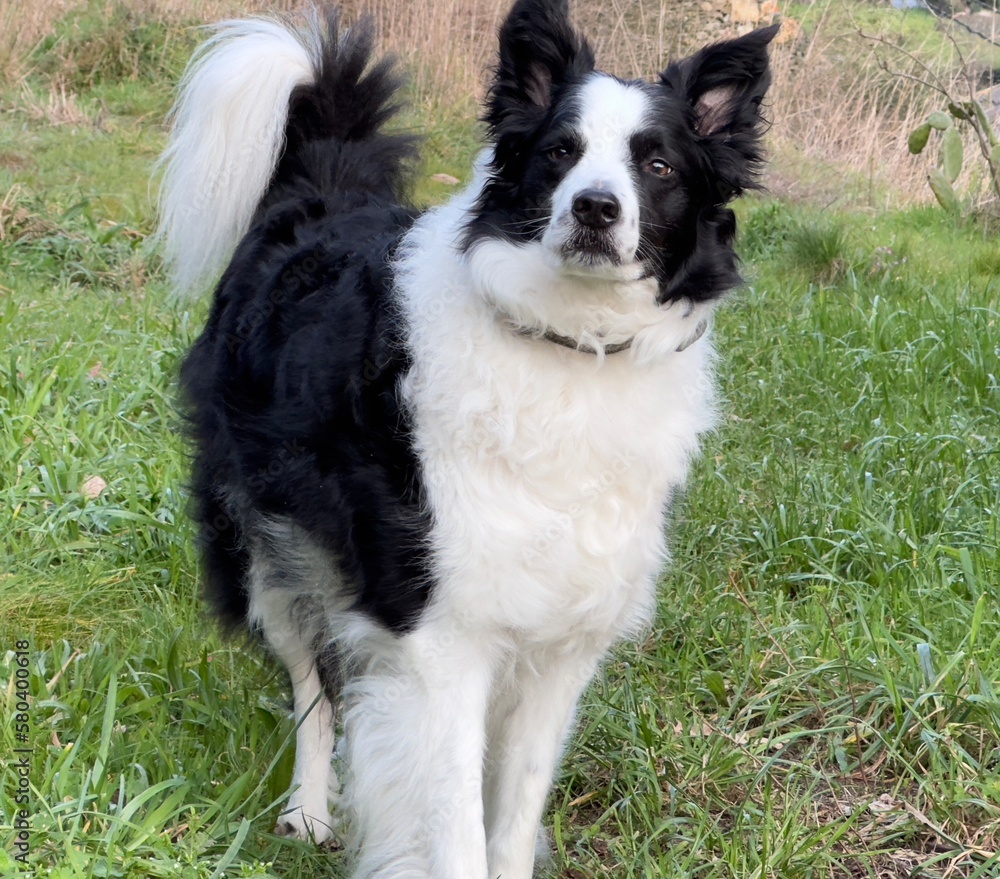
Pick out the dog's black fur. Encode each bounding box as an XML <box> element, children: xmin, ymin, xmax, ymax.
<box><xmin>179</xmin><ymin>17</ymin><xmax>431</xmax><ymax>634</ymax></box>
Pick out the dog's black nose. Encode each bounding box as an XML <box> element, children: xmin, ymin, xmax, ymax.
<box><xmin>571</xmin><ymin>189</ymin><xmax>620</xmax><ymax>228</ymax></box>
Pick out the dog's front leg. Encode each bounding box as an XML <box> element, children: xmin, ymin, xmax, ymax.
<box><xmin>342</xmin><ymin>621</ymin><xmax>494</xmax><ymax>879</ymax></box>
<box><xmin>484</xmin><ymin>643</ymin><xmax>606</xmax><ymax>879</ymax></box>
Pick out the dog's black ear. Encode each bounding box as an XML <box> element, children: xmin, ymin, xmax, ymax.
<box><xmin>666</xmin><ymin>24</ymin><xmax>778</xmax><ymax>136</ymax></box>
<box><xmin>662</xmin><ymin>24</ymin><xmax>778</xmax><ymax>196</ymax></box>
<box><xmin>486</xmin><ymin>0</ymin><xmax>594</xmax><ymax>129</ymax></box>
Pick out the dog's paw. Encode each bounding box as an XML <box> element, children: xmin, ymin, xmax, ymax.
<box><xmin>274</xmin><ymin>809</ymin><xmax>336</xmax><ymax>846</ymax></box>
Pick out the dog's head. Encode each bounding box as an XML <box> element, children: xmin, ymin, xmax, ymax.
<box><xmin>464</xmin><ymin>0</ymin><xmax>777</xmax><ymax>307</ymax></box>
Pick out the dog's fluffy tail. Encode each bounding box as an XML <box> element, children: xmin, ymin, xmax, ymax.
<box><xmin>155</xmin><ymin>10</ymin><xmax>413</xmax><ymax>296</ymax></box>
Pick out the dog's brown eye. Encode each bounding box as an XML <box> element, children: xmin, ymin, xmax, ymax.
<box><xmin>647</xmin><ymin>159</ymin><xmax>672</xmax><ymax>176</ymax></box>
<box><xmin>647</xmin><ymin>159</ymin><xmax>672</xmax><ymax>177</ymax></box>
<box><xmin>548</xmin><ymin>145</ymin><xmax>572</xmax><ymax>161</ymax></box>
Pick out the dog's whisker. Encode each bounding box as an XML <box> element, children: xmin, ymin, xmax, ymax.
<box><xmin>497</xmin><ymin>217</ymin><xmax>550</xmax><ymax>231</ymax></box>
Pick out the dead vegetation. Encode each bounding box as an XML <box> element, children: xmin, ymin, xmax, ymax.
<box><xmin>0</xmin><ymin>184</ymin><xmax>58</xmax><ymax>242</ymax></box>
<box><xmin>17</xmin><ymin>80</ymin><xmax>103</xmax><ymax>128</ymax></box>
<box><xmin>1</xmin><ymin>1</ymin><xmax>993</xmax><ymax>205</ymax></box>
<box><xmin>0</xmin><ymin>0</ymin><xmax>77</xmax><ymax>86</ymax></box>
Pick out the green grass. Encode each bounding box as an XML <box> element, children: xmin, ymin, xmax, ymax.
<box><xmin>2</xmin><ymin>7</ymin><xmax>999</xmax><ymax>879</ymax></box>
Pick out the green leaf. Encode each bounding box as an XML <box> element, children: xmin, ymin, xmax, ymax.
<box><xmin>927</xmin><ymin>168</ymin><xmax>961</xmax><ymax>213</ymax></box>
<box><xmin>970</xmin><ymin>593</ymin><xmax>986</xmax><ymax>650</ymax></box>
<box><xmin>208</xmin><ymin>818</ymin><xmax>252</xmax><ymax>879</ymax></box>
<box><xmin>988</xmin><ymin>122</ymin><xmax>1000</xmax><ymax>149</ymax></box>
<box><xmin>927</xmin><ymin>111</ymin><xmax>952</xmax><ymax>131</ymax></box>
<box><xmin>92</xmin><ymin>672</ymin><xmax>119</xmax><ymax>787</ymax></box>
<box><xmin>916</xmin><ymin>642</ymin><xmax>935</xmax><ymax>687</ymax></box>
<box><xmin>908</xmin><ymin>122</ymin><xmax>931</xmax><ymax>155</ymax></box>
<box><xmin>941</xmin><ymin>127</ymin><xmax>963</xmax><ymax>183</ymax></box>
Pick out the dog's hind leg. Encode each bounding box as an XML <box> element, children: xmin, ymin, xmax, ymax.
<box><xmin>248</xmin><ymin>569</ymin><xmax>337</xmax><ymax>844</ymax></box>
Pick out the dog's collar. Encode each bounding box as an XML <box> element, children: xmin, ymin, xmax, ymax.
<box><xmin>500</xmin><ymin>315</ymin><xmax>708</xmax><ymax>356</ymax></box>
<box><xmin>525</xmin><ymin>327</ymin><xmax>635</xmax><ymax>355</ymax></box>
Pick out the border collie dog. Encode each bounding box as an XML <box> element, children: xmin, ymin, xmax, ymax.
<box><xmin>158</xmin><ymin>1</ymin><xmax>776</xmax><ymax>875</ymax></box>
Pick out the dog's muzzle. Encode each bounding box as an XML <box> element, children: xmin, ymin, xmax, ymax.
<box><xmin>561</xmin><ymin>188</ymin><xmax>624</xmax><ymax>265</ymax></box>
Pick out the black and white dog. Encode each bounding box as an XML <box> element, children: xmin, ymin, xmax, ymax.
<box><xmin>157</xmin><ymin>1</ymin><xmax>776</xmax><ymax>875</ymax></box>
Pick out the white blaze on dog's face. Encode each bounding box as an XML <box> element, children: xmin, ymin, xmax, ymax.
<box><xmin>540</xmin><ymin>75</ymin><xmax>648</xmax><ymax>275</ymax></box>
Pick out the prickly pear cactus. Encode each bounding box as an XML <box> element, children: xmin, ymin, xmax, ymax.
<box><xmin>909</xmin><ymin>100</ymin><xmax>1000</xmax><ymax>213</ymax></box>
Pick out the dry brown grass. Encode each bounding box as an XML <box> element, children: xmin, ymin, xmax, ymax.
<box><xmin>770</xmin><ymin>37</ymin><xmax>923</xmax><ymax>204</ymax></box>
<box><xmin>18</xmin><ymin>79</ymin><xmax>101</xmax><ymax>127</ymax></box>
<box><xmin>0</xmin><ymin>183</ymin><xmax>58</xmax><ymax>242</ymax></box>
<box><xmin>766</xmin><ymin>20</ymin><xmax>971</xmax><ymax>207</ymax></box>
<box><xmin>335</xmin><ymin>0</ymin><xmax>506</xmax><ymax>111</ymax></box>
<box><xmin>0</xmin><ymin>0</ymin><xmax>979</xmax><ymax>205</ymax></box>
<box><xmin>0</xmin><ymin>0</ymin><xmax>78</xmax><ymax>85</ymax></box>
<box><xmin>328</xmin><ymin>0</ymin><xmax>961</xmax><ymax>205</ymax></box>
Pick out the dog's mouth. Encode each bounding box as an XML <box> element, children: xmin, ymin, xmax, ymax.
<box><xmin>560</xmin><ymin>230</ymin><xmax>623</xmax><ymax>267</ymax></box>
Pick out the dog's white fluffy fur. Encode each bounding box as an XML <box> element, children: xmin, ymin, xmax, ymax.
<box><xmin>392</xmin><ymin>202</ymin><xmax>714</xmax><ymax>879</ymax></box>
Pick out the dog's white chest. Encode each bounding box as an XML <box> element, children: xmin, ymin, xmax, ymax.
<box><xmin>405</xmin><ymin>324</ymin><xmax>714</xmax><ymax>641</ymax></box>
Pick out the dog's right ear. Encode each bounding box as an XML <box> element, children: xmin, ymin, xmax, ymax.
<box><xmin>485</xmin><ymin>0</ymin><xmax>594</xmax><ymax>134</ymax></box>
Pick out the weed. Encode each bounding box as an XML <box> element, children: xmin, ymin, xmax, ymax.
<box><xmin>32</xmin><ymin>1</ymin><xmax>197</xmax><ymax>88</ymax></box>
<box><xmin>972</xmin><ymin>246</ymin><xmax>1000</xmax><ymax>276</ymax></box>
<box><xmin>785</xmin><ymin>219</ymin><xmax>854</xmax><ymax>284</ymax></box>
<box><xmin>737</xmin><ymin>198</ymin><xmax>799</xmax><ymax>262</ymax></box>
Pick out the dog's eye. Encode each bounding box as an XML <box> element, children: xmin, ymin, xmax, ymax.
<box><xmin>547</xmin><ymin>145</ymin><xmax>573</xmax><ymax>162</ymax></box>
<box><xmin>646</xmin><ymin>159</ymin><xmax>673</xmax><ymax>177</ymax></box>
